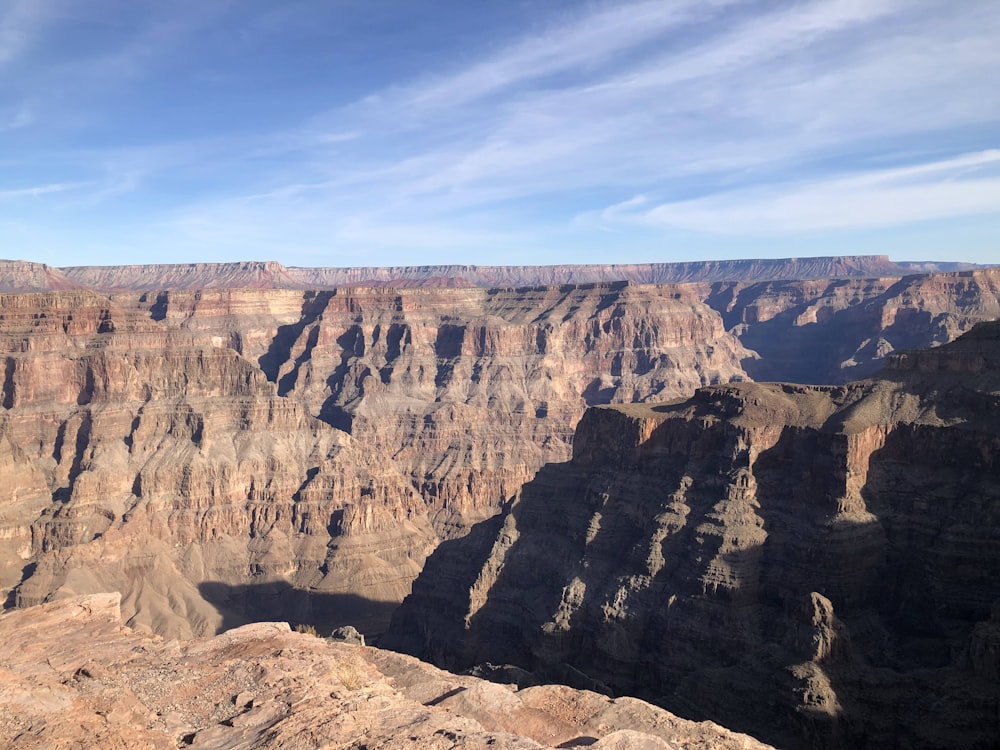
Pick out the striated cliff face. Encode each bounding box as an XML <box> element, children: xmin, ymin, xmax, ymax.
<box><xmin>1</xmin><ymin>267</ymin><xmax>999</xmax><ymax>648</ymax></box>
<box><xmin>2</xmin><ymin>255</ymin><xmax>978</xmax><ymax>293</ymax></box>
<box><xmin>168</xmin><ymin>271</ymin><xmax>1000</xmax><ymax>533</ymax></box>
<box><xmin>0</xmin><ymin>291</ymin><xmax>436</xmax><ymax>638</ymax></box>
<box><xmin>707</xmin><ymin>268</ymin><xmax>1000</xmax><ymax>383</ymax></box>
<box><xmin>0</xmin><ymin>284</ymin><xmax>749</xmax><ymax>637</ymax></box>
<box><xmin>52</xmin><ymin>255</ymin><xmax>909</xmax><ymax>290</ymax></box>
<box><xmin>259</xmin><ymin>283</ymin><xmax>749</xmax><ymax>532</ymax></box>
<box><xmin>0</xmin><ymin>260</ymin><xmax>80</xmax><ymax>292</ymax></box>
<box><xmin>385</xmin><ymin>322</ymin><xmax>1000</xmax><ymax>749</ymax></box>
<box><xmin>0</xmin><ymin>594</ymin><xmax>774</xmax><ymax>749</ymax></box>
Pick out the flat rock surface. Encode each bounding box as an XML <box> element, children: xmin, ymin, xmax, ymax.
<box><xmin>0</xmin><ymin>594</ymin><xmax>772</xmax><ymax>749</ymax></box>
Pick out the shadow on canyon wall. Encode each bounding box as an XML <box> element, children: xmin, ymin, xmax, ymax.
<box><xmin>198</xmin><ymin>580</ymin><xmax>398</xmax><ymax>641</ymax></box>
<box><xmin>385</xmin><ymin>402</ymin><xmax>1000</xmax><ymax>749</ymax></box>
<box><xmin>704</xmin><ymin>278</ymin><xmax>954</xmax><ymax>385</ymax></box>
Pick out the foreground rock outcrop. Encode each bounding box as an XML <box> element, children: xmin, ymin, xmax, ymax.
<box><xmin>386</xmin><ymin>322</ymin><xmax>1000</xmax><ymax>749</ymax></box>
<box><xmin>0</xmin><ymin>594</ymin><xmax>773</xmax><ymax>749</ymax></box>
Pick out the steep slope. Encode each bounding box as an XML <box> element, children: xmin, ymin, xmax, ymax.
<box><xmin>385</xmin><ymin>322</ymin><xmax>1000</xmax><ymax>749</ymax></box>
<box><xmin>262</xmin><ymin>284</ymin><xmax>750</xmax><ymax>532</ymax></box>
<box><xmin>280</xmin><ymin>255</ymin><xmax>913</xmax><ymax>287</ymax></box>
<box><xmin>0</xmin><ymin>291</ymin><xmax>436</xmax><ymax>638</ymax></box>
<box><xmin>261</xmin><ymin>272</ymin><xmax>1000</xmax><ymax>532</ymax></box>
<box><xmin>0</xmin><ymin>260</ymin><xmax>81</xmax><ymax>292</ymax></box>
<box><xmin>0</xmin><ymin>594</ymin><xmax>773</xmax><ymax>749</ymax></box>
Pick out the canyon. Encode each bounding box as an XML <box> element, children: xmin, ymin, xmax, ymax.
<box><xmin>386</xmin><ymin>320</ymin><xmax>1000</xmax><ymax>749</ymax></box>
<box><xmin>0</xmin><ymin>257</ymin><xmax>998</xmax><ymax>747</ymax></box>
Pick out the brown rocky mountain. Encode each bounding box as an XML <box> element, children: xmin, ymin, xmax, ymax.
<box><xmin>1</xmin><ymin>268</ymin><xmax>999</xmax><ymax>649</ymax></box>
<box><xmin>0</xmin><ymin>593</ymin><xmax>774</xmax><ymax>749</ymax></box>
<box><xmin>0</xmin><ymin>290</ymin><xmax>437</xmax><ymax>638</ymax></box>
<box><xmin>385</xmin><ymin>321</ymin><xmax>1000</xmax><ymax>749</ymax></box>
<box><xmin>258</xmin><ymin>283</ymin><xmax>750</xmax><ymax>534</ymax></box>
<box><xmin>0</xmin><ymin>255</ymin><xmax>985</xmax><ymax>293</ymax></box>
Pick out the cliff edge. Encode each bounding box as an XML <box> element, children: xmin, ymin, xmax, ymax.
<box><xmin>0</xmin><ymin>594</ymin><xmax>772</xmax><ymax>749</ymax></box>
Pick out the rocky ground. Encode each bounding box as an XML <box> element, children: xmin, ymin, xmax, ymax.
<box><xmin>0</xmin><ymin>594</ymin><xmax>773</xmax><ymax>749</ymax></box>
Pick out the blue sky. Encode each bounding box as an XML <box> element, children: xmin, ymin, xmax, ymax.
<box><xmin>1</xmin><ymin>0</ymin><xmax>998</xmax><ymax>268</ymax></box>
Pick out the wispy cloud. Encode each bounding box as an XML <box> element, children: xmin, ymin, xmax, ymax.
<box><xmin>261</xmin><ymin>0</ymin><xmax>998</xmax><ymax>248</ymax></box>
<box><xmin>0</xmin><ymin>0</ymin><xmax>50</xmax><ymax>67</ymax></box>
<box><xmin>610</xmin><ymin>151</ymin><xmax>1000</xmax><ymax>234</ymax></box>
<box><xmin>2</xmin><ymin>101</ymin><xmax>33</xmax><ymax>131</ymax></box>
<box><xmin>307</xmin><ymin>0</ymin><xmax>995</xmax><ymax>200</ymax></box>
<box><xmin>0</xmin><ymin>181</ymin><xmax>85</xmax><ymax>200</ymax></box>
<box><xmin>393</xmin><ymin>0</ymin><xmax>738</xmax><ymax>112</ymax></box>
<box><xmin>6</xmin><ymin>0</ymin><xmax>999</xmax><ymax>264</ymax></box>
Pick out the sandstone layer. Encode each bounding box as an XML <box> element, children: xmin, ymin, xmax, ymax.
<box><xmin>386</xmin><ymin>322</ymin><xmax>1000</xmax><ymax>749</ymax></box>
<box><xmin>61</xmin><ymin>256</ymin><xmax>910</xmax><ymax>290</ymax></box>
<box><xmin>0</xmin><ymin>594</ymin><xmax>773</xmax><ymax>749</ymax></box>
<box><xmin>2</xmin><ymin>269</ymin><xmax>999</xmax><ymax>645</ymax></box>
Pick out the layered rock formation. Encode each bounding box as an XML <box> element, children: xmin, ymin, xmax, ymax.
<box><xmin>386</xmin><ymin>322</ymin><xmax>1000</xmax><ymax>749</ymax></box>
<box><xmin>0</xmin><ymin>290</ymin><xmax>436</xmax><ymax>638</ymax></box>
<box><xmin>0</xmin><ymin>594</ymin><xmax>773</xmax><ymax>749</ymax></box>
<box><xmin>710</xmin><ymin>268</ymin><xmax>1000</xmax><ymax>383</ymax></box>
<box><xmin>0</xmin><ymin>284</ymin><xmax>749</xmax><ymax>638</ymax></box>
<box><xmin>0</xmin><ymin>255</ymin><xmax>982</xmax><ymax>293</ymax></box>
<box><xmin>0</xmin><ymin>260</ymin><xmax>79</xmax><ymax>292</ymax></box>
<box><xmin>1</xmin><ymin>267</ymin><xmax>999</xmax><ymax>650</ymax></box>
<box><xmin>263</xmin><ymin>271</ymin><xmax>1000</xmax><ymax>531</ymax></box>
<box><xmin>258</xmin><ymin>283</ymin><xmax>750</xmax><ymax>531</ymax></box>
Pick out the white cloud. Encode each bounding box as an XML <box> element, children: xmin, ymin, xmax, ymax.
<box><xmin>177</xmin><ymin>0</ymin><xmax>998</xmax><ymax>259</ymax></box>
<box><xmin>2</xmin><ymin>101</ymin><xmax>33</xmax><ymax>130</ymax></box>
<box><xmin>0</xmin><ymin>181</ymin><xmax>84</xmax><ymax>200</ymax></box>
<box><xmin>7</xmin><ymin>0</ymin><xmax>998</xmax><ymax>263</ymax></box>
<box><xmin>307</xmin><ymin>0</ymin><xmax>999</xmax><ymax>214</ymax></box>
<box><xmin>615</xmin><ymin>151</ymin><xmax>1000</xmax><ymax>234</ymax></box>
<box><xmin>397</xmin><ymin>0</ymin><xmax>738</xmax><ymax>112</ymax></box>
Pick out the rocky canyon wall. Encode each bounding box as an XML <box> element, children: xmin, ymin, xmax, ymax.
<box><xmin>0</xmin><ymin>290</ymin><xmax>437</xmax><ymax>639</ymax></box>
<box><xmin>385</xmin><ymin>322</ymin><xmax>1000</xmax><ymax>749</ymax></box>
<box><xmin>0</xmin><ymin>267</ymin><xmax>998</xmax><ymax>652</ymax></box>
<box><xmin>50</xmin><ymin>255</ymin><xmax>921</xmax><ymax>290</ymax></box>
